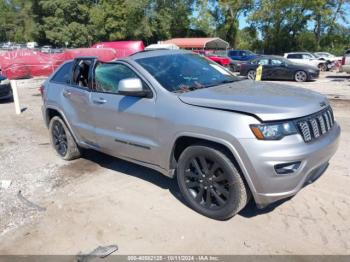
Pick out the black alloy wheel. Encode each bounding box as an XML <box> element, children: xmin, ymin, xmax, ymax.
<box><xmin>177</xmin><ymin>144</ymin><xmax>249</xmax><ymax>220</ymax></box>
<box><xmin>184</xmin><ymin>155</ymin><xmax>230</xmax><ymax>209</ymax></box>
<box><xmin>49</xmin><ymin>116</ymin><xmax>81</xmax><ymax>160</ymax></box>
<box><xmin>52</xmin><ymin>119</ymin><xmax>68</xmax><ymax>156</ymax></box>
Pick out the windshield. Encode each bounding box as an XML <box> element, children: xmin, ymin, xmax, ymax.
<box><xmin>136</xmin><ymin>53</ymin><xmax>239</xmax><ymax>93</ymax></box>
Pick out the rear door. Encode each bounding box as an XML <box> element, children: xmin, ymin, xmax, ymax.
<box><xmin>90</xmin><ymin>61</ymin><xmax>159</xmax><ymax>164</ymax></box>
<box><xmin>60</xmin><ymin>58</ymin><xmax>97</xmax><ymax>146</ymax></box>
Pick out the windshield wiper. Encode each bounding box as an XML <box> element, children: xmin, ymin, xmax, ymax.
<box><xmin>173</xmin><ymin>85</ymin><xmax>206</xmax><ymax>93</ymax></box>
<box><xmin>204</xmin><ymin>79</ymin><xmax>237</xmax><ymax>88</ymax></box>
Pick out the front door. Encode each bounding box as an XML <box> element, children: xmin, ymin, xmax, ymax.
<box><xmin>90</xmin><ymin>62</ymin><xmax>159</xmax><ymax>165</ymax></box>
<box><xmin>61</xmin><ymin>58</ymin><xmax>96</xmax><ymax>145</ymax></box>
<box><xmin>269</xmin><ymin>58</ymin><xmax>291</xmax><ymax>80</ymax></box>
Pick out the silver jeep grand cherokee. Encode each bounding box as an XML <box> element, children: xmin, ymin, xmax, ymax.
<box><xmin>41</xmin><ymin>50</ymin><xmax>340</xmax><ymax>220</ymax></box>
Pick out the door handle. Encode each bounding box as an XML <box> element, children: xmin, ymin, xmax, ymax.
<box><xmin>63</xmin><ymin>90</ymin><xmax>72</xmax><ymax>97</ymax></box>
<box><xmin>93</xmin><ymin>98</ymin><xmax>107</xmax><ymax>104</ymax></box>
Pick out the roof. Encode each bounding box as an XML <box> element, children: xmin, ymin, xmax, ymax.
<box><xmin>164</xmin><ymin>38</ymin><xmax>229</xmax><ymax>49</ymax></box>
<box><xmin>145</xmin><ymin>43</ymin><xmax>179</xmax><ymax>50</ymax></box>
<box><xmin>127</xmin><ymin>49</ymin><xmax>190</xmax><ymax>60</ymax></box>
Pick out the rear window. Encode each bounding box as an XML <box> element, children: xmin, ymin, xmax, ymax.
<box><xmin>228</xmin><ymin>50</ymin><xmax>239</xmax><ymax>56</ymax></box>
<box><xmin>51</xmin><ymin>62</ymin><xmax>73</xmax><ymax>84</ymax></box>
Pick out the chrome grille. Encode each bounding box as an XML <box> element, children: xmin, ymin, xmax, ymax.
<box><xmin>296</xmin><ymin>107</ymin><xmax>335</xmax><ymax>143</ymax></box>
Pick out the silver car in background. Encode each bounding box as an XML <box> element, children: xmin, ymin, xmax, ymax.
<box><xmin>41</xmin><ymin>50</ymin><xmax>340</xmax><ymax>220</ymax></box>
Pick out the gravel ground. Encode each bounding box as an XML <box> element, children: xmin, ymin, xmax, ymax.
<box><xmin>0</xmin><ymin>72</ymin><xmax>349</xmax><ymax>255</ymax></box>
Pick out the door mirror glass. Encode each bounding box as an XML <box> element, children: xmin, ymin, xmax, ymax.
<box><xmin>118</xmin><ymin>78</ymin><xmax>148</xmax><ymax>97</ymax></box>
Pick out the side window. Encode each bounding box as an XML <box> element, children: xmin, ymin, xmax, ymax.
<box><xmin>271</xmin><ymin>59</ymin><xmax>282</xmax><ymax>65</ymax></box>
<box><xmin>51</xmin><ymin>62</ymin><xmax>73</xmax><ymax>84</ymax></box>
<box><xmin>94</xmin><ymin>63</ymin><xmax>139</xmax><ymax>94</ymax></box>
<box><xmin>302</xmin><ymin>54</ymin><xmax>312</xmax><ymax>59</ymax></box>
<box><xmin>228</xmin><ymin>51</ymin><xmax>238</xmax><ymax>56</ymax></box>
<box><xmin>257</xmin><ymin>59</ymin><xmax>269</xmax><ymax>65</ymax></box>
<box><xmin>287</xmin><ymin>54</ymin><xmax>301</xmax><ymax>59</ymax></box>
<box><xmin>72</xmin><ymin>59</ymin><xmax>93</xmax><ymax>88</ymax></box>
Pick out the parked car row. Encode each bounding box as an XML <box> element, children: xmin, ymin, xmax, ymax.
<box><xmin>240</xmin><ymin>55</ymin><xmax>320</xmax><ymax>82</ymax></box>
<box><xmin>198</xmin><ymin>49</ymin><xmax>345</xmax><ymax>82</ymax></box>
<box><xmin>0</xmin><ymin>42</ymin><xmax>64</xmax><ymax>53</ymax></box>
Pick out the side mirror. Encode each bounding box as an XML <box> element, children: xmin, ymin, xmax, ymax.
<box><xmin>118</xmin><ymin>78</ymin><xmax>151</xmax><ymax>98</ymax></box>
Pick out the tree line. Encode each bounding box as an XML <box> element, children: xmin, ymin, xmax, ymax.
<box><xmin>0</xmin><ymin>0</ymin><xmax>349</xmax><ymax>55</ymax></box>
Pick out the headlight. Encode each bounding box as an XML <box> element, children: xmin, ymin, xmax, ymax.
<box><xmin>0</xmin><ymin>78</ymin><xmax>10</xmax><ymax>85</ymax></box>
<box><xmin>250</xmin><ymin>122</ymin><xmax>297</xmax><ymax>140</ymax></box>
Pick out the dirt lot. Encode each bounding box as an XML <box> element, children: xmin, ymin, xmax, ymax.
<box><xmin>0</xmin><ymin>72</ymin><xmax>349</xmax><ymax>255</ymax></box>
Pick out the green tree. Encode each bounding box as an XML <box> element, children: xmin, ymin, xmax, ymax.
<box><xmin>0</xmin><ymin>0</ymin><xmax>36</xmax><ymax>42</ymax></box>
<box><xmin>309</xmin><ymin>0</ymin><xmax>350</xmax><ymax>49</ymax></box>
<box><xmin>89</xmin><ymin>0</ymin><xmax>127</xmax><ymax>43</ymax></box>
<box><xmin>249</xmin><ymin>0</ymin><xmax>312</xmax><ymax>54</ymax></box>
<box><xmin>216</xmin><ymin>0</ymin><xmax>253</xmax><ymax>47</ymax></box>
<box><xmin>190</xmin><ymin>0</ymin><xmax>217</xmax><ymax>37</ymax></box>
<box><xmin>38</xmin><ymin>0</ymin><xmax>93</xmax><ymax>47</ymax></box>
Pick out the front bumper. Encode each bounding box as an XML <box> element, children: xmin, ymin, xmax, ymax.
<box><xmin>340</xmin><ymin>65</ymin><xmax>350</xmax><ymax>73</ymax></box>
<box><xmin>309</xmin><ymin>71</ymin><xmax>320</xmax><ymax>79</ymax></box>
<box><xmin>0</xmin><ymin>83</ymin><xmax>12</xmax><ymax>100</ymax></box>
<box><xmin>238</xmin><ymin>122</ymin><xmax>340</xmax><ymax>208</ymax></box>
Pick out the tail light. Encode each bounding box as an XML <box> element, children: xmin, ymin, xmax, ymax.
<box><xmin>342</xmin><ymin>56</ymin><xmax>345</xmax><ymax>65</ymax></box>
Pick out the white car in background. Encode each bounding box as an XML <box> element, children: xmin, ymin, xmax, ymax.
<box><xmin>314</xmin><ymin>52</ymin><xmax>342</xmax><ymax>62</ymax></box>
<box><xmin>340</xmin><ymin>50</ymin><xmax>350</xmax><ymax>74</ymax></box>
<box><xmin>284</xmin><ymin>52</ymin><xmax>327</xmax><ymax>71</ymax></box>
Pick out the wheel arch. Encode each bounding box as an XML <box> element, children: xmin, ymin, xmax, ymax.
<box><xmin>169</xmin><ymin>134</ymin><xmax>256</xmax><ymax>195</ymax></box>
<box><xmin>45</xmin><ymin>106</ymin><xmax>80</xmax><ymax>143</ymax></box>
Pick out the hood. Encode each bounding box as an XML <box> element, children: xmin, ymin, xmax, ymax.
<box><xmin>178</xmin><ymin>80</ymin><xmax>328</xmax><ymax>122</ymax></box>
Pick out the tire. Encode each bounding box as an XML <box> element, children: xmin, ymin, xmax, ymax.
<box><xmin>294</xmin><ymin>70</ymin><xmax>308</xmax><ymax>82</ymax></box>
<box><xmin>318</xmin><ymin>63</ymin><xmax>327</xmax><ymax>72</ymax></box>
<box><xmin>176</xmin><ymin>144</ymin><xmax>249</xmax><ymax>220</ymax></box>
<box><xmin>49</xmin><ymin>116</ymin><xmax>81</xmax><ymax>160</ymax></box>
<box><xmin>247</xmin><ymin>70</ymin><xmax>256</xmax><ymax>80</ymax></box>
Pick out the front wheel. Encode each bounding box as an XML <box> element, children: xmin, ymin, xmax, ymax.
<box><xmin>294</xmin><ymin>70</ymin><xmax>308</xmax><ymax>82</ymax></box>
<box><xmin>318</xmin><ymin>63</ymin><xmax>327</xmax><ymax>72</ymax></box>
<box><xmin>49</xmin><ymin>116</ymin><xmax>81</xmax><ymax>160</ymax></box>
<box><xmin>176</xmin><ymin>144</ymin><xmax>249</xmax><ymax>220</ymax></box>
<box><xmin>247</xmin><ymin>70</ymin><xmax>256</xmax><ymax>80</ymax></box>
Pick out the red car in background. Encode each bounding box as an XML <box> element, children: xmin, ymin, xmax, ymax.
<box><xmin>193</xmin><ymin>50</ymin><xmax>232</xmax><ymax>68</ymax></box>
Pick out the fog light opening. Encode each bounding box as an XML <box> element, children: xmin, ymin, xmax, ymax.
<box><xmin>275</xmin><ymin>161</ymin><xmax>301</xmax><ymax>175</ymax></box>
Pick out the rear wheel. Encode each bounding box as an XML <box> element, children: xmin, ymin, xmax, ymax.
<box><xmin>318</xmin><ymin>63</ymin><xmax>327</xmax><ymax>72</ymax></box>
<box><xmin>247</xmin><ymin>70</ymin><xmax>256</xmax><ymax>80</ymax></box>
<box><xmin>176</xmin><ymin>144</ymin><xmax>249</xmax><ymax>220</ymax></box>
<box><xmin>294</xmin><ymin>70</ymin><xmax>308</xmax><ymax>82</ymax></box>
<box><xmin>49</xmin><ymin>116</ymin><xmax>81</xmax><ymax>160</ymax></box>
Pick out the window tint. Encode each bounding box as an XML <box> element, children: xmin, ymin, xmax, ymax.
<box><xmin>94</xmin><ymin>63</ymin><xmax>138</xmax><ymax>94</ymax></box>
<box><xmin>257</xmin><ymin>58</ymin><xmax>269</xmax><ymax>65</ymax></box>
<box><xmin>51</xmin><ymin>62</ymin><xmax>72</xmax><ymax>84</ymax></box>
<box><xmin>302</xmin><ymin>54</ymin><xmax>312</xmax><ymax>59</ymax></box>
<box><xmin>271</xmin><ymin>59</ymin><xmax>282</xmax><ymax>65</ymax></box>
<box><xmin>228</xmin><ymin>50</ymin><xmax>239</xmax><ymax>56</ymax></box>
<box><xmin>287</xmin><ymin>54</ymin><xmax>302</xmax><ymax>59</ymax></box>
